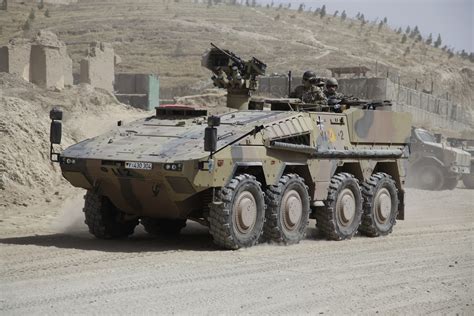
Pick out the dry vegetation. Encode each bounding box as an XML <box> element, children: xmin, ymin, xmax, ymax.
<box><xmin>0</xmin><ymin>0</ymin><xmax>473</xmax><ymax>106</ymax></box>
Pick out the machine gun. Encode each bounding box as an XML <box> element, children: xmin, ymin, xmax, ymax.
<box><xmin>328</xmin><ymin>96</ymin><xmax>392</xmax><ymax>112</ymax></box>
<box><xmin>202</xmin><ymin>43</ymin><xmax>267</xmax><ymax>91</ymax></box>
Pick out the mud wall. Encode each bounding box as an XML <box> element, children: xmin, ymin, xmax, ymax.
<box><xmin>80</xmin><ymin>42</ymin><xmax>115</xmax><ymax>92</ymax></box>
<box><xmin>30</xmin><ymin>45</ymin><xmax>72</xmax><ymax>89</ymax></box>
<box><xmin>0</xmin><ymin>42</ymin><xmax>31</xmax><ymax>81</ymax></box>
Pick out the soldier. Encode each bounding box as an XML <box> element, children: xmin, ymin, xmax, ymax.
<box><xmin>324</xmin><ymin>78</ymin><xmax>345</xmax><ymax>99</ymax></box>
<box><xmin>290</xmin><ymin>71</ymin><xmax>327</xmax><ymax>105</ymax></box>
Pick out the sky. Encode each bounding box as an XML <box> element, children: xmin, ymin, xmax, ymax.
<box><xmin>259</xmin><ymin>0</ymin><xmax>473</xmax><ymax>52</ymax></box>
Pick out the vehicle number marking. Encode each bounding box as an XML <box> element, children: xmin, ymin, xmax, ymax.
<box><xmin>125</xmin><ymin>162</ymin><xmax>152</xmax><ymax>170</ymax></box>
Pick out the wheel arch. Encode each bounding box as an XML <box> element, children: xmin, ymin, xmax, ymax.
<box><xmin>335</xmin><ymin>162</ymin><xmax>364</xmax><ymax>182</ymax></box>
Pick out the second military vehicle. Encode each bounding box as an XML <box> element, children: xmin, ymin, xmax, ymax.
<box><xmin>407</xmin><ymin>128</ymin><xmax>471</xmax><ymax>190</ymax></box>
<box><xmin>49</xmin><ymin>45</ymin><xmax>412</xmax><ymax>249</ymax></box>
<box><xmin>447</xmin><ymin>137</ymin><xmax>474</xmax><ymax>189</ymax></box>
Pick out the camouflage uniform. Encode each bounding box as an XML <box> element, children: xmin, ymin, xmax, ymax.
<box><xmin>290</xmin><ymin>85</ymin><xmax>327</xmax><ymax>103</ymax></box>
<box><xmin>324</xmin><ymin>90</ymin><xmax>345</xmax><ymax>100</ymax></box>
<box><xmin>302</xmin><ymin>85</ymin><xmax>327</xmax><ymax>104</ymax></box>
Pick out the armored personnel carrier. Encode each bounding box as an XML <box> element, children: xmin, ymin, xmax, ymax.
<box><xmin>49</xmin><ymin>46</ymin><xmax>412</xmax><ymax>249</ymax></box>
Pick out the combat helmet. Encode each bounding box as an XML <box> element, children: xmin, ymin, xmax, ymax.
<box><xmin>303</xmin><ymin>70</ymin><xmax>317</xmax><ymax>81</ymax></box>
<box><xmin>326</xmin><ymin>78</ymin><xmax>338</xmax><ymax>87</ymax></box>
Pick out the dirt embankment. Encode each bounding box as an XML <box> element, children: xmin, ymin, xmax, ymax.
<box><xmin>0</xmin><ymin>73</ymin><xmax>147</xmax><ymax>215</ymax></box>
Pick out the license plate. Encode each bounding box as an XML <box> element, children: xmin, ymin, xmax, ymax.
<box><xmin>125</xmin><ymin>161</ymin><xmax>153</xmax><ymax>170</ymax></box>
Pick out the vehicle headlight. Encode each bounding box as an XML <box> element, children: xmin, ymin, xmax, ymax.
<box><xmin>164</xmin><ymin>163</ymin><xmax>183</xmax><ymax>172</ymax></box>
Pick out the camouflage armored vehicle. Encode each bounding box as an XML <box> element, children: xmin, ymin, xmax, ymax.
<box><xmin>407</xmin><ymin>128</ymin><xmax>471</xmax><ymax>190</ymax></box>
<box><xmin>446</xmin><ymin>137</ymin><xmax>474</xmax><ymax>189</ymax></box>
<box><xmin>49</xmin><ymin>46</ymin><xmax>412</xmax><ymax>249</ymax></box>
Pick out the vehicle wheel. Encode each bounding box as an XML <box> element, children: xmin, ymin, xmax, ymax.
<box><xmin>462</xmin><ymin>174</ymin><xmax>474</xmax><ymax>189</ymax></box>
<box><xmin>141</xmin><ymin>218</ymin><xmax>187</xmax><ymax>236</ymax></box>
<box><xmin>83</xmin><ymin>191</ymin><xmax>138</xmax><ymax>239</ymax></box>
<box><xmin>442</xmin><ymin>177</ymin><xmax>458</xmax><ymax>190</ymax></box>
<box><xmin>417</xmin><ymin>165</ymin><xmax>444</xmax><ymax>190</ymax></box>
<box><xmin>264</xmin><ymin>174</ymin><xmax>310</xmax><ymax>245</ymax></box>
<box><xmin>316</xmin><ymin>173</ymin><xmax>363</xmax><ymax>240</ymax></box>
<box><xmin>209</xmin><ymin>174</ymin><xmax>265</xmax><ymax>250</ymax></box>
<box><xmin>359</xmin><ymin>173</ymin><xmax>399</xmax><ymax>237</ymax></box>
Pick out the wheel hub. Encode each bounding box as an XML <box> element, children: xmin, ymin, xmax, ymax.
<box><xmin>420</xmin><ymin>168</ymin><xmax>436</xmax><ymax>186</ymax></box>
<box><xmin>282</xmin><ymin>189</ymin><xmax>302</xmax><ymax>231</ymax></box>
<box><xmin>234</xmin><ymin>191</ymin><xmax>257</xmax><ymax>234</ymax></box>
<box><xmin>337</xmin><ymin>188</ymin><xmax>356</xmax><ymax>226</ymax></box>
<box><xmin>375</xmin><ymin>188</ymin><xmax>391</xmax><ymax>223</ymax></box>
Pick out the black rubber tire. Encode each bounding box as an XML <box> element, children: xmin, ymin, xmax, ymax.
<box><xmin>209</xmin><ymin>174</ymin><xmax>266</xmax><ymax>250</ymax></box>
<box><xmin>417</xmin><ymin>164</ymin><xmax>444</xmax><ymax>190</ymax></box>
<box><xmin>264</xmin><ymin>174</ymin><xmax>310</xmax><ymax>245</ymax></box>
<box><xmin>141</xmin><ymin>218</ymin><xmax>187</xmax><ymax>236</ymax></box>
<box><xmin>83</xmin><ymin>191</ymin><xmax>138</xmax><ymax>239</ymax></box>
<box><xmin>316</xmin><ymin>173</ymin><xmax>363</xmax><ymax>241</ymax></box>
<box><xmin>462</xmin><ymin>174</ymin><xmax>474</xmax><ymax>189</ymax></box>
<box><xmin>442</xmin><ymin>177</ymin><xmax>458</xmax><ymax>190</ymax></box>
<box><xmin>359</xmin><ymin>173</ymin><xmax>399</xmax><ymax>237</ymax></box>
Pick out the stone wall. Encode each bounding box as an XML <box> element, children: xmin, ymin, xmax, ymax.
<box><xmin>80</xmin><ymin>42</ymin><xmax>116</xmax><ymax>92</ymax></box>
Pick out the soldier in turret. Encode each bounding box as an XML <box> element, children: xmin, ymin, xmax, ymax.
<box><xmin>290</xmin><ymin>70</ymin><xmax>327</xmax><ymax>105</ymax></box>
<box><xmin>324</xmin><ymin>78</ymin><xmax>345</xmax><ymax>99</ymax></box>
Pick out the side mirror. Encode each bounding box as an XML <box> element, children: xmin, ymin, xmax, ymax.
<box><xmin>50</xmin><ymin>107</ymin><xmax>63</xmax><ymax>121</ymax></box>
<box><xmin>434</xmin><ymin>133</ymin><xmax>442</xmax><ymax>143</ymax></box>
<box><xmin>204</xmin><ymin>116</ymin><xmax>220</xmax><ymax>154</ymax></box>
<box><xmin>49</xmin><ymin>107</ymin><xmax>63</xmax><ymax>162</ymax></box>
<box><xmin>50</xmin><ymin>120</ymin><xmax>62</xmax><ymax>144</ymax></box>
<box><xmin>204</xmin><ymin>127</ymin><xmax>217</xmax><ymax>152</ymax></box>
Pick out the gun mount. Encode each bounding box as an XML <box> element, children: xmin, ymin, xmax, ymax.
<box><xmin>202</xmin><ymin>43</ymin><xmax>267</xmax><ymax>110</ymax></box>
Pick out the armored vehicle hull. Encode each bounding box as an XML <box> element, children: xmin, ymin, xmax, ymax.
<box><xmin>52</xmin><ymin>105</ymin><xmax>412</xmax><ymax>249</ymax></box>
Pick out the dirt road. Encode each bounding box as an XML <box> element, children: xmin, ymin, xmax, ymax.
<box><xmin>0</xmin><ymin>188</ymin><xmax>472</xmax><ymax>314</ymax></box>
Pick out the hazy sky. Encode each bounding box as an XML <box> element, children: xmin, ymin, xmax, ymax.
<box><xmin>260</xmin><ymin>0</ymin><xmax>473</xmax><ymax>52</ymax></box>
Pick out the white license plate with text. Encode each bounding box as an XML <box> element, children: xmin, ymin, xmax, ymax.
<box><xmin>125</xmin><ymin>161</ymin><xmax>153</xmax><ymax>170</ymax></box>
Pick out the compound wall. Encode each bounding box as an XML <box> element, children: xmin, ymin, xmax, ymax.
<box><xmin>257</xmin><ymin>75</ymin><xmax>472</xmax><ymax>132</ymax></box>
<box><xmin>114</xmin><ymin>73</ymin><xmax>160</xmax><ymax>110</ymax></box>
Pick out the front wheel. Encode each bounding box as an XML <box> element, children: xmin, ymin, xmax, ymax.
<box><xmin>264</xmin><ymin>174</ymin><xmax>310</xmax><ymax>245</ymax></box>
<box><xmin>359</xmin><ymin>173</ymin><xmax>399</xmax><ymax>237</ymax></box>
<box><xmin>316</xmin><ymin>173</ymin><xmax>363</xmax><ymax>240</ymax></box>
<box><xmin>209</xmin><ymin>174</ymin><xmax>266</xmax><ymax>250</ymax></box>
<box><xmin>83</xmin><ymin>191</ymin><xmax>138</xmax><ymax>239</ymax></box>
<box><xmin>417</xmin><ymin>165</ymin><xmax>444</xmax><ymax>190</ymax></box>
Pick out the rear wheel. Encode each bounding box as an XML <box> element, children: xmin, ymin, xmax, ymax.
<box><xmin>417</xmin><ymin>165</ymin><xmax>444</xmax><ymax>190</ymax></box>
<box><xmin>264</xmin><ymin>174</ymin><xmax>310</xmax><ymax>245</ymax></box>
<box><xmin>462</xmin><ymin>174</ymin><xmax>474</xmax><ymax>189</ymax></box>
<box><xmin>359</xmin><ymin>173</ymin><xmax>399</xmax><ymax>237</ymax></box>
<box><xmin>209</xmin><ymin>174</ymin><xmax>266</xmax><ymax>250</ymax></box>
<box><xmin>316</xmin><ymin>173</ymin><xmax>363</xmax><ymax>240</ymax></box>
<box><xmin>141</xmin><ymin>218</ymin><xmax>187</xmax><ymax>236</ymax></box>
<box><xmin>83</xmin><ymin>191</ymin><xmax>138</xmax><ymax>239</ymax></box>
